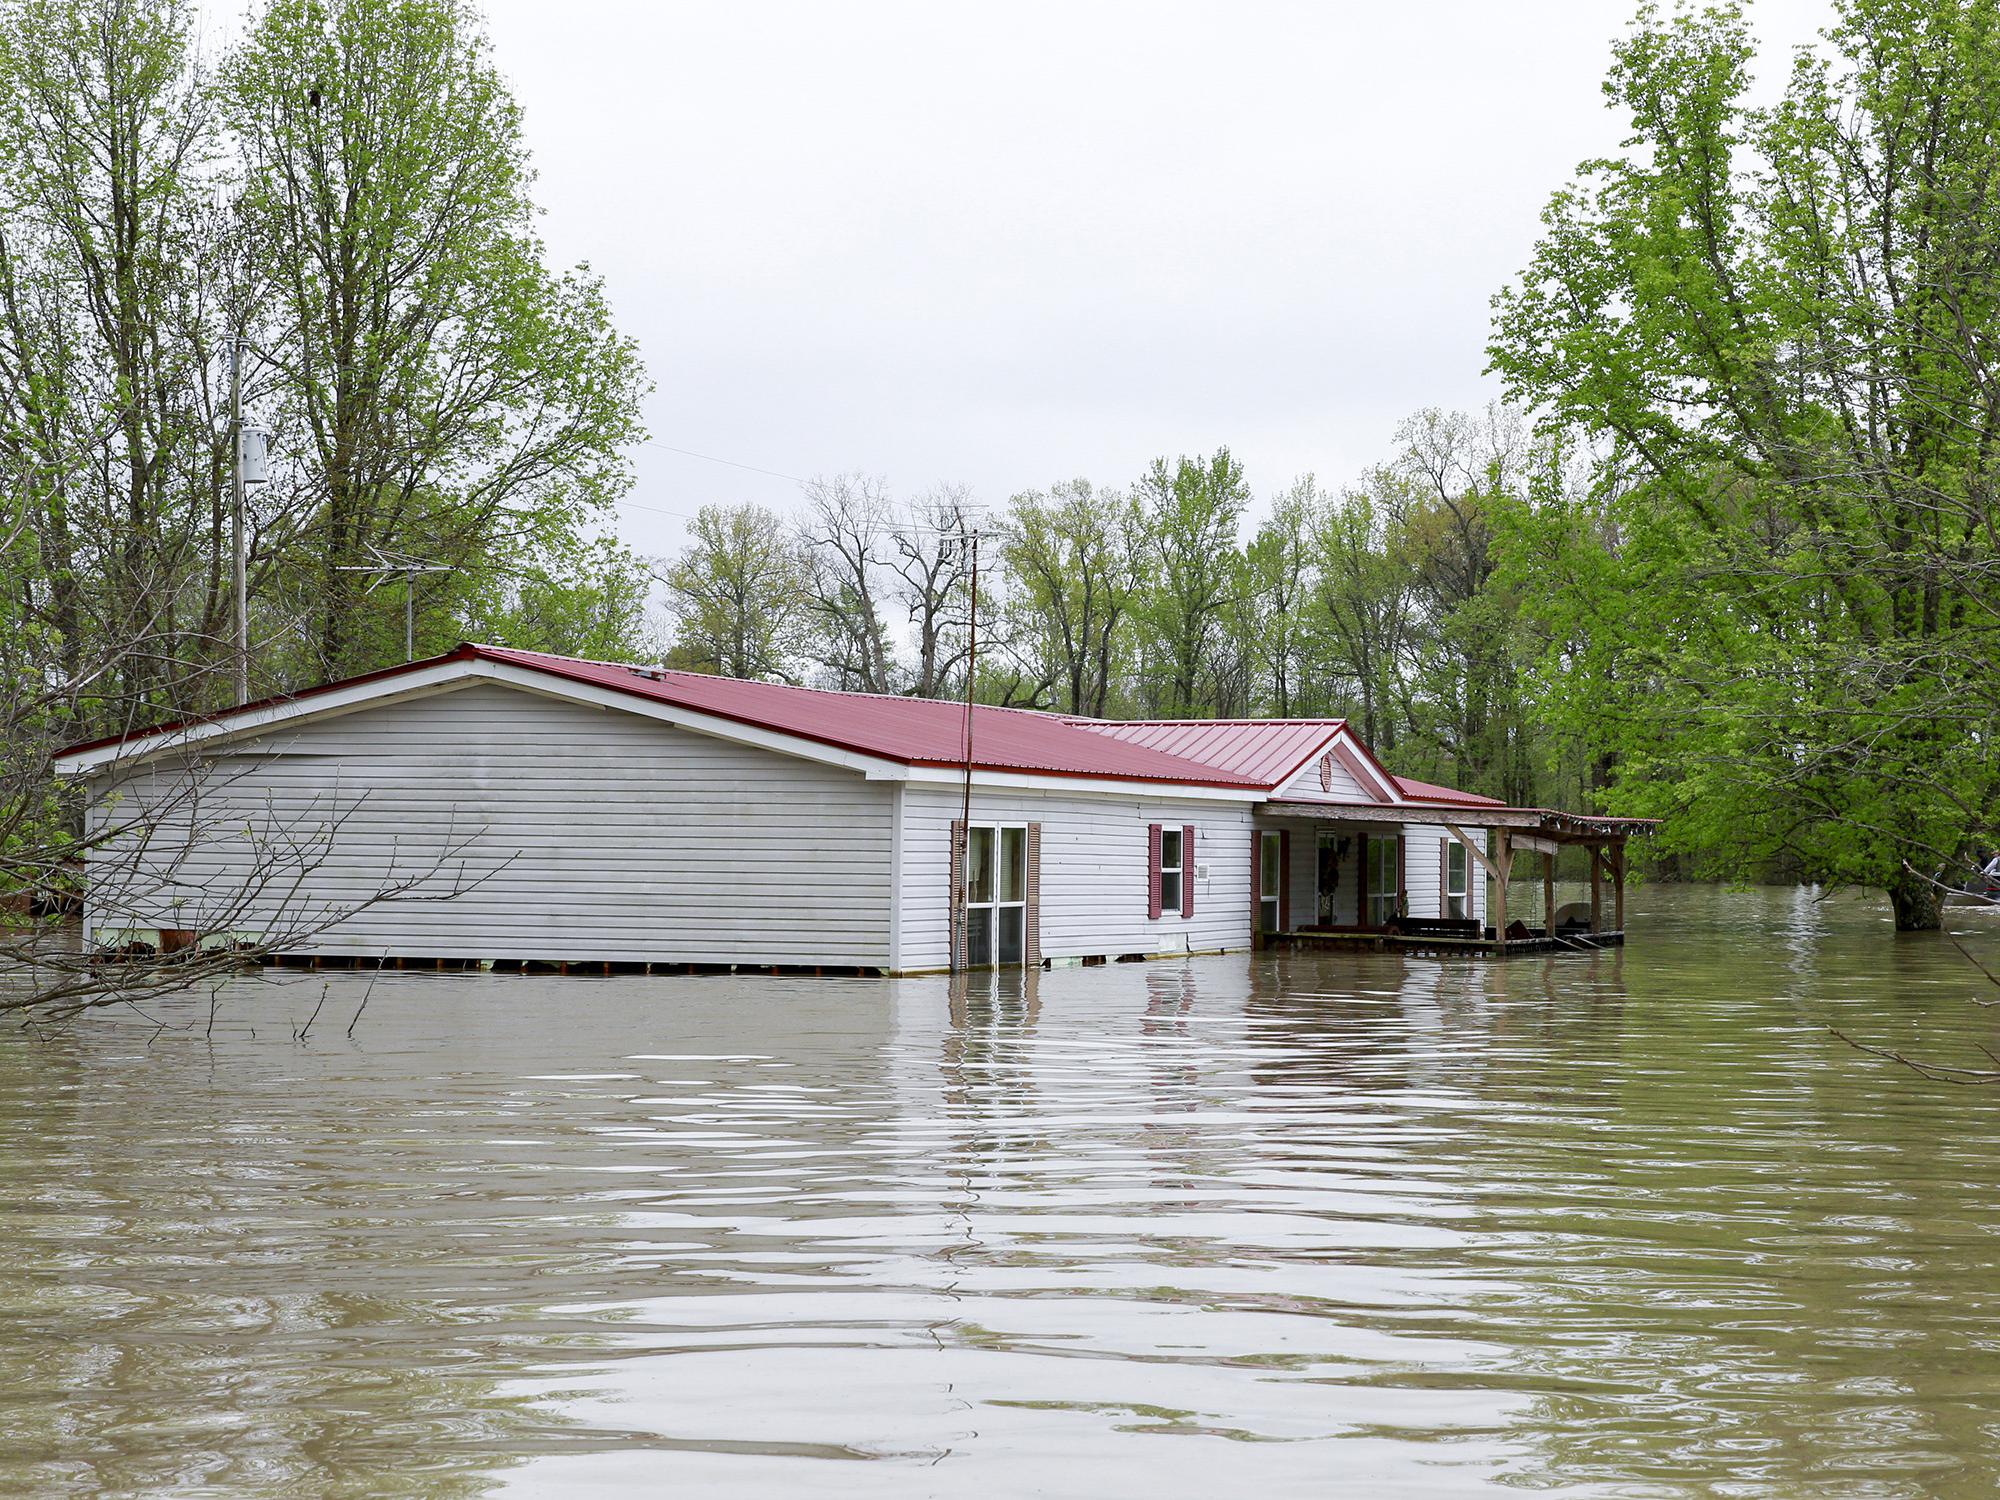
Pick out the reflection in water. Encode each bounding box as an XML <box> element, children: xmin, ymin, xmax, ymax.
<box><xmin>5</xmin><ymin>887</ymin><xmax>2000</xmax><ymax>1496</ymax></box>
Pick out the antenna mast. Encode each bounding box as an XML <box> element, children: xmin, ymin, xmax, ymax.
<box><xmin>334</xmin><ymin>544</ymin><xmax>455</xmax><ymax>662</ymax></box>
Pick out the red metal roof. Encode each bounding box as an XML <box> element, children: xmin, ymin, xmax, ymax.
<box><xmin>54</xmin><ymin>643</ymin><xmax>1516</xmax><ymax>807</ymax></box>
<box><xmin>1391</xmin><ymin>774</ymin><xmax>1505</xmax><ymax>807</ymax></box>
<box><xmin>1067</xmin><ymin>718</ymin><xmax>1510</xmax><ymax>806</ymax></box>
<box><xmin>1069</xmin><ymin>719</ymin><xmax>1346</xmax><ymax>789</ymax></box>
<box><xmin>472</xmin><ymin>647</ymin><xmax>1262</xmax><ymax>785</ymax></box>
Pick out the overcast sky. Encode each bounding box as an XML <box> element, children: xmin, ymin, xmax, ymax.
<box><xmin>475</xmin><ymin>0</ymin><xmax>1840</xmax><ymax>556</ymax></box>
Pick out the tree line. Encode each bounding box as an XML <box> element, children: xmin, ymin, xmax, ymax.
<box><xmin>660</xmin><ymin>408</ymin><xmax>1582</xmax><ymax>811</ymax></box>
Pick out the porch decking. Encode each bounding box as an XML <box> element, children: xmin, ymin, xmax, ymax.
<box><xmin>1270</xmin><ymin>925</ymin><xmax>1627</xmax><ymax>959</ymax></box>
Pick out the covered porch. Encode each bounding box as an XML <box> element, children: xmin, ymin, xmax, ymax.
<box><xmin>1253</xmin><ymin>800</ymin><xmax>1649</xmax><ymax>958</ymax></box>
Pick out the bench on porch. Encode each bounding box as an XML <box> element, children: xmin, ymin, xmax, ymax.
<box><xmin>1387</xmin><ymin>915</ymin><xmax>1482</xmax><ymax>940</ymax></box>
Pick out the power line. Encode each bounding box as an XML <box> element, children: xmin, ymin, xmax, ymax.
<box><xmin>612</xmin><ymin>445</ymin><xmax>996</xmax><ymax>540</ymax></box>
<box><xmin>614</xmin><ymin>496</ymin><xmax>705</xmax><ymax>522</ymax></box>
<box><xmin>656</xmin><ymin>443</ymin><xmax>808</xmax><ymax>486</ymax></box>
<box><xmin>614</xmin><ymin>494</ymin><xmax>990</xmax><ymax>539</ymax></box>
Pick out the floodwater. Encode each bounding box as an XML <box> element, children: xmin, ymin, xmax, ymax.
<box><xmin>6</xmin><ymin>887</ymin><xmax>2000</xmax><ymax>1497</ymax></box>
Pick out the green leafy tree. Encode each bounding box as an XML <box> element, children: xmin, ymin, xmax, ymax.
<box><xmin>662</xmin><ymin>503</ymin><xmax>805</xmax><ymax>681</ymax></box>
<box><xmin>1241</xmin><ymin>478</ymin><xmax>1319</xmax><ymax>719</ymax></box>
<box><xmin>0</xmin><ymin>0</ymin><xmax>228</xmax><ymax>719</ymax></box>
<box><xmin>1130</xmin><ymin>449</ymin><xmax>1249</xmax><ymax>717</ymax></box>
<box><xmin>1378</xmin><ymin>409</ymin><xmax>1541</xmax><ymax>802</ymax></box>
<box><xmin>226</xmin><ymin>0</ymin><xmax>647</xmax><ymax>681</ymax></box>
<box><xmin>459</xmin><ymin>534</ymin><xmax>658</xmax><ymax>661</ymax></box>
<box><xmin>999</xmin><ymin>480</ymin><xmax>1136</xmax><ymax>717</ymax></box>
<box><xmin>1490</xmin><ymin>0</ymin><xmax>2000</xmax><ymax>928</ymax></box>
<box><xmin>1307</xmin><ymin>490</ymin><xmax>1412</xmax><ymax>751</ymax></box>
<box><xmin>0</xmin><ymin>0</ymin><xmax>657</xmax><ymax>1014</ymax></box>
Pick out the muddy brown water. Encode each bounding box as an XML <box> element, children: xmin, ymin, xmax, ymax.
<box><xmin>6</xmin><ymin>885</ymin><xmax>2000</xmax><ymax>1497</ymax></box>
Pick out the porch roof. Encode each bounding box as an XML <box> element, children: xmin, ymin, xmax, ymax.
<box><xmin>1262</xmin><ymin>800</ymin><xmax>1655</xmax><ymax>842</ymax></box>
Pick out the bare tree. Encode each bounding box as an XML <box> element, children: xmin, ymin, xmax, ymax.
<box><xmin>886</xmin><ymin>483</ymin><xmax>975</xmax><ymax>699</ymax></box>
<box><xmin>1</xmin><ymin>637</ymin><xmax>489</xmax><ymax>1021</ymax></box>
<box><xmin>795</xmin><ymin>474</ymin><xmax>896</xmax><ymax>693</ymax></box>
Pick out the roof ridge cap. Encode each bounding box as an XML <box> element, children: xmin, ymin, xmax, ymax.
<box><xmin>1071</xmin><ymin>716</ymin><xmax>1348</xmax><ymax>727</ymax></box>
<box><xmin>489</xmin><ymin>645</ymin><xmax>1085</xmax><ymax>719</ymax></box>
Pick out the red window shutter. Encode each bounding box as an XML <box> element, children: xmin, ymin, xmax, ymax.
<box><xmin>1249</xmin><ymin>829</ymin><xmax>1261</xmax><ymax>928</ymax></box>
<box><xmin>1025</xmin><ymin>822</ymin><xmax>1042</xmax><ymax>967</ymax></box>
<box><xmin>1147</xmin><ymin>823</ymin><xmax>1163</xmax><ymax>920</ymax></box>
<box><xmin>1440</xmin><ymin>837</ymin><xmax>1448</xmax><ymax>916</ymax></box>
<box><xmin>949</xmin><ymin>819</ymin><xmax>966</xmax><ymax>970</ymax></box>
<box><xmin>1181</xmin><ymin>824</ymin><xmax>1195</xmax><ymax>916</ymax></box>
<box><xmin>1279</xmin><ymin>830</ymin><xmax>1291</xmax><ymax>931</ymax></box>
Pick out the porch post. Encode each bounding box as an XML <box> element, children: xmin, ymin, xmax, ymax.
<box><xmin>1611</xmin><ymin>840</ymin><xmax>1626</xmax><ymax>932</ymax></box>
<box><xmin>1589</xmin><ymin>845</ymin><xmax>1604</xmax><ymax>934</ymax></box>
<box><xmin>1543</xmin><ymin>848</ymin><xmax>1556</xmax><ymax>936</ymax></box>
<box><xmin>1444</xmin><ymin>823</ymin><xmax>1508</xmax><ymax>942</ymax></box>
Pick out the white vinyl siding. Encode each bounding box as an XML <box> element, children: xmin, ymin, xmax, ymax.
<box><xmin>1273</xmin><ymin>737</ymin><xmax>1379</xmax><ymax>803</ymax></box>
<box><xmin>896</xmin><ymin>785</ymin><xmax>1252</xmax><ymax>971</ymax></box>
<box><xmin>82</xmin><ymin>682</ymin><xmax>895</xmax><ymax>966</ymax></box>
<box><xmin>1396</xmin><ymin>825</ymin><xmax>1486</xmax><ymax>924</ymax></box>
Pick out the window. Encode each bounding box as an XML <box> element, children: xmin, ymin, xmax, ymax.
<box><xmin>1366</xmin><ymin>834</ymin><xmax>1400</xmax><ymax>926</ymax></box>
<box><xmin>1445</xmin><ymin>840</ymin><xmax>1469</xmax><ymax>920</ymax></box>
<box><xmin>1259</xmin><ymin>831</ymin><xmax>1282</xmax><ymax>934</ymax></box>
<box><xmin>963</xmin><ymin>823</ymin><xmax>1027</xmax><ymax>967</ymax></box>
<box><xmin>1159</xmin><ymin>827</ymin><xmax>1184</xmax><ymax>914</ymax></box>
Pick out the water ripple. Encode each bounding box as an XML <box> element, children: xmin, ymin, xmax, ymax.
<box><xmin>2</xmin><ymin>886</ymin><xmax>1999</xmax><ymax>1496</ymax></box>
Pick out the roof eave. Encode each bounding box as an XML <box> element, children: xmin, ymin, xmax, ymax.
<box><xmin>54</xmin><ymin>645</ymin><xmax>1271</xmax><ymax>795</ymax></box>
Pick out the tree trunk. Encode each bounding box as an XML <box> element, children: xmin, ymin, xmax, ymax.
<box><xmin>1888</xmin><ymin>871</ymin><xmax>1944</xmax><ymax>933</ymax></box>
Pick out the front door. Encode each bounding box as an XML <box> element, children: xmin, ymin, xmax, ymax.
<box><xmin>1316</xmin><ymin>830</ymin><xmax>1344</xmax><ymax>925</ymax></box>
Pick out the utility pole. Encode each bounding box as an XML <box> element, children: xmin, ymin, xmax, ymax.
<box><xmin>230</xmin><ymin>338</ymin><xmax>247</xmax><ymax>703</ymax></box>
<box><xmin>954</xmin><ymin>526</ymin><xmax>979</xmax><ymax>971</ymax></box>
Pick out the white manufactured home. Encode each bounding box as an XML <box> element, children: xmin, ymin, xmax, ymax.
<box><xmin>54</xmin><ymin>645</ymin><xmax>1643</xmax><ymax>974</ymax></box>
